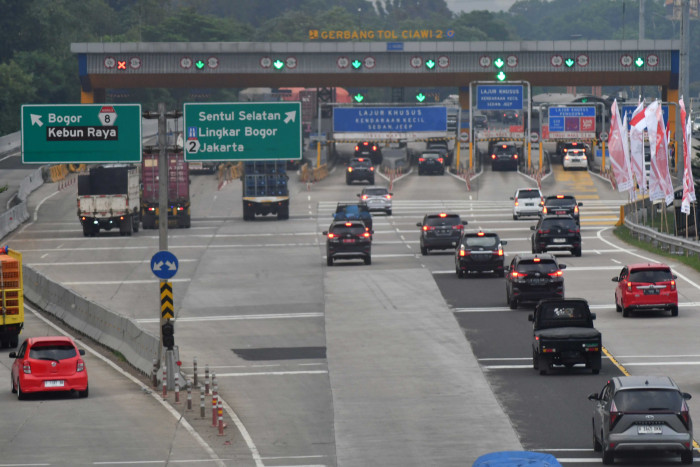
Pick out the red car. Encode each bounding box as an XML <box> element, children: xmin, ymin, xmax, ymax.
<box><xmin>10</xmin><ymin>336</ymin><xmax>89</xmax><ymax>399</ymax></box>
<box><xmin>612</xmin><ymin>263</ymin><xmax>678</xmax><ymax>317</ymax></box>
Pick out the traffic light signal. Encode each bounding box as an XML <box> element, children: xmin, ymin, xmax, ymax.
<box><xmin>425</xmin><ymin>59</ymin><xmax>436</xmax><ymax>70</ymax></box>
<box><xmin>496</xmin><ymin>71</ymin><xmax>507</xmax><ymax>81</ymax></box>
<box><xmin>494</xmin><ymin>57</ymin><xmax>504</xmax><ymax>69</ymax></box>
<box><xmin>195</xmin><ymin>60</ymin><xmax>206</xmax><ymax>70</ymax></box>
<box><xmin>353</xmin><ymin>93</ymin><xmax>365</xmax><ymax>103</ymax></box>
<box><xmin>162</xmin><ymin>321</ymin><xmax>175</xmax><ymax>350</ymax></box>
<box><xmin>565</xmin><ymin>58</ymin><xmax>575</xmax><ymax>68</ymax></box>
<box><xmin>416</xmin><ymin>92</ymin><xmax>427</xmax><ymax>102</ymax></box>
<box><xmin>272</xmin><ymin>59</ymin><xmax>285</xmax><ymax>70</ymax></box>
<box><xmin>351</xmin><ymin>59</ymin><xmax>362</xmax><ymax>70</ymax></box>
<box><xmin>634</xmin><ymin>57</ymin><xmax>644</xmax><ymax>68</ymax></box>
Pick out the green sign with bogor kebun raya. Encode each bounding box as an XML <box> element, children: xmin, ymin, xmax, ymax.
<box><xmin>183</xmin><ymin>102</ymin><xmax>302</xmax><ymax>161</ymax></box>
<box><xmin>21</xmin><ymin>104</ymin><xmax>142</xmax><ymax>164</ymax></box>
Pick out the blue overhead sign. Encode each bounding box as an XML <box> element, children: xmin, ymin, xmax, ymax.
<box><xmin>476</xmin><ymin>85</ymin><xmax>523</xmax><ymax>110</ymax></box>
<box><xmin>620</xmin><ymin>105</ymin><xmax>669</xmax><ymax>128</ymax></box>
<box><xmin>333</xmin><ymin>107</ymin><xmax>447</xmax><ymax>133</ymax></box>
<box><xmin>548</xmin><ymin>106</ymin><xmax>596</xmax><ymax>134</ymax></box>
<box><xmin>549</xmin><ymin>107</ymin><xmax>596</xmax><ymax>118</ymax></box>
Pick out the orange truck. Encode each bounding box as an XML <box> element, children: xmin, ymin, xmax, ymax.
<box><xmin>0</xmin><ymin>246</ymin><xmax>23</xmax><ymax>348</ymax></box>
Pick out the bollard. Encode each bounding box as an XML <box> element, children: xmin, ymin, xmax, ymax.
<box><xmin>212</xmin><ymin>373</ymin><xmax>218</xmax><ymax>395</ymax></box>
<box><xmin>152</xmin><ymin>359</ymin><xmax>158</xmax><ymax>388</ymax></box>
<box><xmin>193</xmin><ymin>357</ymin><xmax>198</xmax><ymax>387</ymax></box>
<box><xmin>217</xmin><ymin>399</ymin><xmax>225</xmax><ymax>436</ymax></box>
<box><xmin>162</xmin><ymin>363</ymin><xmax>167</xmax><ymax>399</ymax></box>
<box><xmin>212</xmin><ymin>391</ymin><xmax>218</xmax><ymax>427</ymax></box>
<box><xmin>187</xmin><ymin>382</ymin><xmax>192</xmax><ymax>410</ymax></box>
<box><xmin>174</xmin><ymin>373</ymin><xmax>180</xmax><ymax>404</ymax></box>
<box><xmin>204</xmin><ymin>365</ymin><xmax>210</xmax><ymax>395</ymax></box>
<box><xmin>200</xmin><ymin>386</ymin><xmax>205</xmax><ymax>418</ymax></box>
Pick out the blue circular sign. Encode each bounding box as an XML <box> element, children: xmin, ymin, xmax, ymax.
<box><xmin>150</xmin><ymin>250</ymin><xmax>179</xmax><ymax>280</ymax></box>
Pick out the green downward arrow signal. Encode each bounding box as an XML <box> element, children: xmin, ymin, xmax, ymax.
<box><xmin>565</xmin><ymin>58</ymin><xmax>575</xmax><ymax>68</ymax></box>
<box><xmin>425</xmin><ymin>59</ymin><xmax>435</xmax><ymax>70</ymax></box>
<box><xmin>496</xmin><ymin>71</ymin><xmax>506</xmax><ymax>81</ymax></box>
<box><xmin>273</xmin><ymin>60</ymin><xmax>285</xmax><ymax>70</ymax></box>
<box><xmin>416</xmin><ymin>93</ymin><xmax>426</xmax><ymax>102</ymax></box>
<box><xmin>195</xmin><ymin>60</ymin><xmax>205</xmax><ymax>69</ymax></box>
<box><xmin>634</xmin><ymin>57</ymin><xmax>644</xmax><ymax>67</ymax></box>
<box><xmin>494</xmin><ymin>58</ymin><xmax>504</xmax><ymax>68</ymax></box>
<box><xmin>353</xmin><ymin>94</ymin><xmax>364</xmax><ymax>103</ymax></box>
<box><xmin>352</xmin><ymin>60</ymin><xmax>362</xmax><ymax>69</ymax></box>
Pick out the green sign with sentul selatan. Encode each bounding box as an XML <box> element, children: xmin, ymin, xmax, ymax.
<box><xmin>183</xmin><ymin>102</ymin><xmax>302</xmax><ymax>161</ymax></box>
<box><xmin>21</xmin><ymin>104</ymin><xmax>142</xmax><ymax>164</ymax></box>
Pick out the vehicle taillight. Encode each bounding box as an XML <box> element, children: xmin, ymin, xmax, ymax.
<box><xmin>538</xmin><ymin>229</ymin><xmax>550</xmax><ymax>234</ymax></box>
<box><xmin>491</xmin><ymin>154</ymin><xmax>496</xmax><ymax>159</ymax></box>
<box><xmin>385</xmin><ymin>194</ymin><xmax>392</xmax><ymax>199</ymax></box>
<box><xmin>148</xmin><ymin>207</ymin><xmax>156</xmax><ymax>212</ymax></box>
<box><xmin>372</xmin><ymin>145</ymin><xmax>377</xmax><ymax>151</ymax></box>
<box><xmin>23</xmin><ymin>361</ymin><xmax>31</xmax><ymax>374</ymax></box>
<box><xmin>548</xmin><ymin>270</ymin><xmax>563</xmax><ymax>277</ymax></box>
<box><xmin>327</xmin><ymin>233</ymin><xmax>335</xmax><ymax>238</ymax></box>
<box><xmin>511</xmin><ymin>270</ymin><xmax>523</xmax><ymax>278</ymax></box>
<box><xmin>452</xmin><ymin>224</ymin><xmax>463</xmax><ymax>230</ymax></box>
<box><xmin>459</xmin><ymin>249</ymin><xmax>467</xmax><ymax>257</ymax></box>
<box><xmin>347</xmin><ymin>167</ymin><xmax>353</xmax><ymax>172</ymax></box>
<box><xmin>514</xmin><ymin>154</ymin><xmax>518</xmax><ymax>159</ymax></box>
<box><xmin>514</xmin><ymin>197</ymin><xmax>519</xmax><ymax>206</ymax></box>
<box><xmin>671</xmin><ymin>280</ymin><xmax>676</xmax><ymax>291</ymax></box>
<box><xmin>423</xmin><ymin>226</ymin><xmax>434</xmax><ymax>231</ymax></box>
<box><xmin>419</xmin><ymin>158</ymin><xmax>425</xmax><ymax>162</ymax></box>
<box><xmin>355</xmin><ymin>145</ymin><xmax>360</xmax><ymax>151</ymax></box>
<box><xmin>362</xmin><ymin>232</ymin><xmax>371</xmax><ymax>238</ymax></box>
<box><xmin>563</xmin><ymin>148</ymin><xmax>568</xmax><ymax>153</ymax></box>
<box><xmin>609</xmin><ymin>400</ymin><xmax>621</xmax><ymax>430</ymax></box>
<box><xmin>370</xmin><ymin>167</ymin><xmax>374</xmax><ymax>171</ymax></box>
<box><xmin>627</xmin><ymin>281</ymin><xmax>632</xmax><ymax>292</ymax></box>
<box><xmin>564</xmin><ymin>156</ymin><xmax>569</xmax><ymax>161</ymax></box>
<box><xmin>574</xmin><ymin>205</ymin><xmax>579</xmax><ymax>214</ymax></box>
<box><xmin>680</xmin><ymin>400</ymin><xmax>691</xmax><ymax>429</ymax></box>
<box><xmin>77</xmin><ymin>359</ymin><xmax>85</xmax><ymax>372</ymax></box>
<box><xmin>495</xmin><ymin>249</ymin><xmax>504</xmax><ymax>256</ymax></box>
<box><xmin>568</xmin><ymin>228</ymin><xmax>580</xmax><ymax>233</ymax></box>
<box><xmin>542</xmin><ymin>206</ymin><xmax>548</xmax><ymax>214</ymax></box>
<box><xmin>362</xmin><ymin>195</ymin><xmax>368</xmax><ymax>200</ymax></box>
<box><xmin>540</xmin><ymin>197</ymin><xmax>544</xmax><ymax>206</ymax></box>
<box><xmin>438</xmin><ymin>158</ymin><xmax>443</xmax><ymax>163</ymax></box>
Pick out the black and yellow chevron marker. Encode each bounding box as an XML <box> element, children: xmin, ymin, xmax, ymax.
<box><xmin>160</xmin><ymin>281</ymin><xmax>174</xmax><ymax>319</ymax></box>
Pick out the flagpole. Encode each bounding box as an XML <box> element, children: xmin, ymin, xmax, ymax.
<box><xmin>694</xmin><ymin>202</ymin><xmax>699</xmax><ymax>242</ymax></box>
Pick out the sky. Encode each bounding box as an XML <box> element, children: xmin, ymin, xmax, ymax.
<box><xmin>446</xmin><ymin>0</ymin><xmax>519</xmax><ymax>13</ymax></box>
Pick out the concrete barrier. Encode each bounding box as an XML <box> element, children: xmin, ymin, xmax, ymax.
<box><xmin>22</xmin><ymin>266</ymin><xmax>159</xmax><ymax>376</ymax></box>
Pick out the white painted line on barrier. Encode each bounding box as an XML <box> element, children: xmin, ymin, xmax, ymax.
<box><xmin>62</xmin><ymin>279</ymin><xmax>191</xmax><ymax>286</ymax></box>
<box><xmin>136</xmin><ymin>312</ymin><xmax>324</xmax><ymax>324</ymax></box>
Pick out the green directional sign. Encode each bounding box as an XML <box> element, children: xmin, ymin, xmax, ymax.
<box><xmin>352</xmin><ymin>59</ymin><xmax>362</xmax><ymax>70</ymax></box>
<box><xmin>415</xmin><ymin>93</ymin><xmax>426</xmax><ymax>102</ymax></box>
<box><xmin>565</xmin><ymin>58</ymin><xmax>575</xmax><ymax>68</ymax></box>
<box><xmin>21</xmin><ymin>104</ymin><xmax>142</xmax><ymax>164</ymax></box>
<box><xmin>496</xmin><ymin>71</ymin><xmax>507</xmax><ymax>81</ymax></box>
<box><xmin>353</xmin><ymin>93</ymin><xmax>365</xmax><ymax>103</ymax></box>
<box><xmin>273</xmin><ymin>59</ymin><xmax>284</xmax><ymax>70</ymax></box>
<box><xmin>634</xmin><ymin>57</ymin><xmax>644</xmax><ymax>67</ymax></box>
<box><xmin>494</xmin><ymin>58</ymin><xmax>504</xmax><ymax>69</ymax></box>
<box><xmin>425</xmin><ymin>59</ymin><xmax>436</xmax><ymax>70</ymax></box>
<box><xmin>195</xmin><ymin>60</ymin><xmax>205</xmax><ymax>70</ymax></box>
<box><xmin>183</xmin><ymin>102</ymin><xmax>302</xmax><ymax>161</ymax></box>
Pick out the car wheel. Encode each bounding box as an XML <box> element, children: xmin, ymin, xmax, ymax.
<box><xmin>369</xmin><ymin>178</ymin><xmax>375</xmax><ymax>185</ymax></box>
<box><xmin>592</xmin><ymin>368</ymin><xmax>600</xmax><ymax>375</ymax></box>
<box><xmin>615</xmin><ymin>299</ymin><xmax>622</xmax><ymax>313</ymax></box>
<box><xmin>681</xmin><ymin>450</ymin><xmax>693</xmax><ymax>465</ymax></box>
<box><xmin>592</xmin><ymin>423</ymin><xmax>602</xmax><ymax>452</ymax></box>
<box><xmin>497</xmin><ymin>268</ymin><xmax>505</xmax><ymax>278</ymax></box>
<box><xmin>421</xmin><ymin>246</ymin><xmax>428</xmax><ymax>255</ymax></box>
<box><xmin>602</xmin><ymin>450</ymin><xmax>614</xmax><ymax>465</ymax></box>
<box><xmin>11</xmin><ymin>376</ymin><xmax>16</xmax><ymax>394</ymax></box>
<box><xmin>622</xmin><ymin>306</ymin><xmax>630</xmax><ymax>318</ymax></box>
<box><xmin>538</xmin><ymin>356</ymin><xmax>548</xmax><ymax>375</ymax></box>
<box><xmin>573</xmin><ymin>248</ymin><xmax>582</xmax><ymax>257</ymax></box>
<box><xmin>346</xmin><ymin>179</ymin><xmax>351</xmax><ymax>185</ymax></box>
<box><xmin>364</xmin><ymin>256</ymin><xmax>372</xmax><ymax>265</ymax></box>
<box><xmin>17</xmin><ymin>381</ymin><xmax>25</xmax><ymax>400</ymax></box>
<box><xmin>386</xmin><ymin>210</ymin><xmax>392</xmax><ymax>216</ymax></box>
<box><xmin>532</xmin><ymin>349</ymin><xmax>539</xmax><ymax>370</ymax></box>
<box><xmin>671</xmin><ymin>305</ymin><xmax>679</xmax><ymax>317</ymax></box>
<box><xmin>79</xmin><ymin>385</ymin><xmax>89</xmax><ymax>398</ymax></box>
<box><xmin>326</xmin><ymin>256</ymin><xmax>333</xmax><ymax>266</ymax></box>
<box><xmin>513</xmin><ymin>214</ymin><xmax>518</xmax><ymax>220</ymax></box>
<box><xmin>509</xmin><ymin>296</ymin><xmax>518</xmax><ymax>310</ymax></box>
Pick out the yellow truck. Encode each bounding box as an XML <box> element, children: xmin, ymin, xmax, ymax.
<box><xmin>0</xmin><ymin>246</ymin><xmax>23</xmax><ymax>348</ymax></box>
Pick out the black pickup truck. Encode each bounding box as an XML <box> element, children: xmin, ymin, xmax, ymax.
<box><xmin>528</xmin><ymin>298</ymin><xmax>602</xmax><ymax>375</ymax></box>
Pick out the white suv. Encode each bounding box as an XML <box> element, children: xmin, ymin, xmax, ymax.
<box><xmin>511</xmin><ymin>187</ymin><xmax>543</xmax><ymax>220</ymax></box>
<box><xmin>358</xmin><ymin>186</ymin><xmax>393</xmax><ymax>215</ymax></box>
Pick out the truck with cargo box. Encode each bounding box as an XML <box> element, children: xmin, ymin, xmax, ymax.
<box><xmin>77</xmin><ymin>165</ymin><xmax>140</xmax><ymax>236</ymax></box>
<box><xmin>141</xmin><ymin>152</ymin><xmax>191</xmax><ymax>229</ymax></box>
<box><xmin>0</xmin><ymin>246</ymin><xmax>23</xmax><ymax>348</ymax></box>
<box><xmin>242</xmin><ymin>161</ymin><xmax>289</xmax><ymax>220</ymax></box>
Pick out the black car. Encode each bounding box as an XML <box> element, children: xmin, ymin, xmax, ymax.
<box><xmin>417</xmin><ymin>213</ymin><xmax>465</xmax><ymax>255</ymax></box>
<box><xmin>346</xmin><ymin>157</ymin><xmax>375</xmax><ymax>185</ymax></box>
<box><xmin>505</xmin><ymin>254</ymin><xmax>566</xmax><ymax>309</ymax></box>
<box><xmin>490</xmin><ymin>142</ymin><xmax>519</xmax><ymax>171</ymax></box>
<box><xmin>426</xmin><ymin>140</ymin><xmax>452</xmax><ymax>166</ymax></box>
<box><xmin>502</xmin><ymin>110</ymin><xmax>520</xmax><ymax>124</ymax></box>
<box><xmin>455</xmin><ymin>231</ymin><xmax>507</xmax><ymax>278</ymax></box>
<box><xmin>531</xmin><ymin>215</ymin><xmax>582</xmax><ymax>257</ymax></box>
<box><xmin>473</xmin><ymin>114</ymin><xmax>488</xmax><ymax>130</ymax></box>
<box><xmin>323</xmin><ymin>220</ymin><xmax>372</xmax><ymax>266</ymax></box>
<box><xmin>417</xmin><ymin>151</ymin><xmax>445</xmax><ymax>175</ymax></box>
<box><xmin>541</xmin><ymin>195</ymin><xmax>582</xmax><ymax>224</ymax></box>
<box><xmin>354</xmin><ymin>141</ymin><xmax>383</xmax><ymax>166</ymax></box>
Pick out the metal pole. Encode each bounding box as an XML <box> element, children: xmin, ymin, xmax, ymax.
<box><xmin>317</xmin><ymin>101</ymin><xmax>322</xmax><ymax>167</ymax></box>
<box><xmin>455</xmin><ymin>107</ymin><xmax>462</xmax><ymax>169</ymax></box>
<box><xmin>639</xmin><ymin>0</ymin><xmax>645</xmax><ymax>40</ymax></box>
<box><xmin>678</xmin><ymin>0</ymin><xmax>690</xmax><ymax>173</ymax></box>
<box><xmin>526</xmin><ymin>81</ymin><xmax>532</xmax><ymax>171</ymax></box>
<box><xmin>468</xmin><ymin>84</ymin><xmax>473</xmax><ymax>172</ymax></box>
<box><xmin>156</xmin><ymin>102</ymin><xmax>168</xmax><ymax>372</ymax></box>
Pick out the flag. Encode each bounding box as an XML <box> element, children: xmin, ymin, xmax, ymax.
<box><xmin>607</xmin><ymin>99</ymin><xmax>634</xmax><ymax>191</ymax></box>
<box><xmin>680</xmin><ymin>97</ymin><xmax>696</xmax><ymax>215</ymax></box>
<box><xmin>628</xmin><ymin>100</ymin><xmax>646</xmax><ymax>194</ymax></box>
<box><xmin>645</xmin><ymin>100</ymin><xmax>674</xmax><ymax>205</ymax></box>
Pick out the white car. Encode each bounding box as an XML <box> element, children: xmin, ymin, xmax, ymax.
<box><xmin>562</xmin><ymin>147</ymin><xmax>588</xmax><ymax>170</ymax></box>
<box><xmin>358</xmin><ymin>186</ymin><xmax>393</xmax><ymax>215</ymax></box>
<box><xmin>511</xmin><ymin>187</ymin><xmax>543</xmax><ymax>220</ymax></box>
<box><xmin>693</xmin><ymin>117</ymin><xmax>700</xmax><ymax>136</ymax></box>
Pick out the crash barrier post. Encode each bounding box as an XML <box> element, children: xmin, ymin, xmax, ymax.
<box><xmin>186</xmin><ymin>381</ymin><xmax>192</xmax><ymax>410</ymax></box>
<box><xmin>151</xmin><ymin>359</ymin><xmax>158</xmax><ymax>387</ymax></box>
<box><xmin>200</xmin><ymin>386</ymin><xmax>206</xmax><ymax>418</ymax></box>
<box><xmin>174</xmin><ymin>372</ymin><xmax>180</xmax><ymax>403</ymax></box>
<box><xmin>193</xmin><ymin>357</ymin><xmax>198</xmax><ymax>387</ymax></box>
<box><xmin>212</xmin><ymin>383</ymin><xmax>218</xmax><ymax>427</ymax></box>
<box><xmin>204</xmin><ymin>364</ymin><xmax>210</xmax><ymax>395</ymax></box>
<box><xmin>49</xmin><ymin>165</ymin><xmax>69</xmax><ymax>183</ymax></box>
<box><xmin>217</xmin><ymin>400</ymin><xmax>225</xmax><ymax>436</ymax></box>
<box><xmin>312</xmin><ymin>164</ymin><xmax>329</xmax><ymax>182</ymax></box>
<box><xmin>162</xmin><ymin>362</ymin><xmax>167</xmax><ymax>399</ymax></box>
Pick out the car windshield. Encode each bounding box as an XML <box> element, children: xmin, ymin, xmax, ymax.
<box><xmin>517</xmin><ymin>190</ymin><xmax>540</xmax><ymax>199</ymax></box>
<box><xmin>421</xmin><ymin>153</ymin><xmax>441</xmax><ymax>160</ymax></box>
<box><xmin>351</xmin><ymin>159</ymin><xmax>372</xmax><ymax>168</ymax></box>
<box><xmin>541</xmin><ymin>218</ymin><xmax>577</xmax><ymax>230</ymax></box>
<box><xmin>29</xmin><ymin>343</ymin><xmax>77</xmax><ymax>360</ymax></box>
<box><xmin>364</xmin><ymin>189</ymin><xmax>388</xmax><ymax>196</ymax></box>
<box><xmin>336</xmin><ymin>205</ymin><xmax>367</xmax><ymax>215</ymax></box>
<box><xmin>464</xmin><ymin>236</ymin><xmax>498</xmax><ymax>248</ymax></box>
<box><xmin>546</xmin><ymin>198</ymin><xmax>575</xmax><ymax>207</ymax></box>
<box><xmin>629</xmin><ymin>268</ymin><xmax>673</xmax><ymax>282</ymax></box>
<box><xmin>331</xmin><ymin>225</ymin><xmax>366</xmax><ymax>235</ymax></box>
<box><xmin>425</xmin><ymin>216</ymin><xmax>460</xmax><ymax>227</ymax></box>
<box><xmin>516</xmin><ymin>260</ymin><xmax>558</xmax><ymax>273</ymax></box>
<box><xmin>614</xmin><ymin>389</ymin><xmax>683</xmax><ymax>412</ymax></box>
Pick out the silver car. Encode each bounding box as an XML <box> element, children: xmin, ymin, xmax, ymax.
<box><xmin>357</xmin><ymin>186</ymin><xmax>392</xmax><ymax>215</ymax></box>
<box><xmin>589</xmin><ymin>376</ymin><xmax>693</xmax><ymax>465</ymax></box>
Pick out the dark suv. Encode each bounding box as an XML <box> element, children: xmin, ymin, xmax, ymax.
<box><xmin>531</xmin><ymin>215</ymin><xmax>582</xmax><ymax>256</ymax></box>
<box><xmin>473</xmin><ymin>114</ymin><xmax>488</xmax><ymax>130</ymax></box>
<box><xmin>588</xmin><ymin>376</ymin><xmax>693</xmax><ymax>465</ymax></box>
<box><xmin>541</xmin><ymin>195</ymin><xmax>582</xmax><ymax>224</ymax></box>
<box><xmin>417</xmin><ymin>151</ymin><xmax>445</xmax><ymax>175</ymax></box>
<box><xmin>426</xmin><ymin>140</ymin><xmax>452</xmax><ymax>166</ymax></box>
<box><xmin>323</xmin><ymin>220</ymin><xmax>372</xmax><ymax>266</ymax></box>
<box><xmin>505</xmin><ymin>254</ymin><xmax>566</xmax><ymax>309</ymax></box>
<box><xmin>417</xmin><ymin>213</ymin><xmax>465</xmax><ymax>255</ymax></box>
<box><xmin>490</xmin><ymin>142</ymin><xmax>519</xmax><ymax>171</ymax></box>
<box><xmin>502</xmin><ymin>110</ymin><xmax>520</xmax><ymax>124</ymax></box>
<box><xmin>346</xmin><ymin>157</ymin><xmax>375</xmax><ymax>185</ymax></box>
<box><xmin>455</xmin><ymin>231</ymin><xmax>507</xmax><ymax>278</ymax></box>
<box><xmin>354</xmin><ymin>141</ymin><xmax>383</xmax><ymax>165</ymax></box>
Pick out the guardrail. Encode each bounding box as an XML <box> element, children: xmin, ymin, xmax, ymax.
<box><xmin>622</xmin><ymin>199</ymin><xmax>700</xmax><ymax>256</ymax></box>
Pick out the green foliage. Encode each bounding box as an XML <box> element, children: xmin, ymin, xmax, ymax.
<box><xmin>0</xmin><ymin>60</ymin><xmax>37</xmax><ymax>134</ymax></box>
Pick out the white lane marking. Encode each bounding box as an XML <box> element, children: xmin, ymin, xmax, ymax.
<box><xmin>23</xmin><ymin>303</ymin><xmax>228</xmax><ymax>467</ymax></box>
<box><xmin>29</xmin><ymin>259</ymin><xmax>198</xmax><ymax>267</ymax></box>
<box><xmin>433</xmin><ymin>265</ymin><xmax>621</xmax><ymax>275</ymax></box>
<box><xmin>62</xmin><ymin>279</ymin><xmax>191</xmax><ymax>286</ymax></box>
<box><xmin>215</xmin><ymin>371</ymin><xmax>328</xmax><ymax>377</ymax></box>
<box><xmin>453</xmin><ymin>302</ymin><xmax>700</xmax><ymax>313</ymax></box>
<box><xmin>555</xmin><ymin>459</ymin><xmax>607</xmax><ymax>463</ymax></box>
<box><xmin>611</xmin><ymin>258</ymin><xmax>621</xmax><ymax>264</ymax></box>
<box><xmin>40</xmin><ymin>253</ymin><xmax>48</xmax><ymax>258</ymax></box>
<box><xmin>260</xmin><ymin>455</ymin><xmax>327</xmax><ymax>460</ymax></box>
<box><xmin>136</xmin><ymin>312</ymin><xmax>324</xmax><ymax>324</ymax></box>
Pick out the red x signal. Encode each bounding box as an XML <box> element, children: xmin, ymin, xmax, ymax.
<box><xmin>117</xmin><ymin>61</ymin><xmax>127</xmax><ymax>70</ymax></box>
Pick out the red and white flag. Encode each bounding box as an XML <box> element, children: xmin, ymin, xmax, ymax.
<box><xmin>680</xmin><ymin>97</ymin><xmax>696</xmax><ymax>214</ymax></box>
<box><xmin>607</xmin><ymin>99</ymin><xmax>634</xmax><ymax>192</ymax></box>
<box><xmin>628</xmin><ymin>100</ymin><xmax>646</xmax><ymax>194</ymax></box>
<box><xmin>645</xmin><ymin>100</ymin><xmax>674</xmax><ymax>205</ymax></box>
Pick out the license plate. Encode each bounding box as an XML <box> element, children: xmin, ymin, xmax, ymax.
<box><xmin>342</xmin><ymin>239</ymin><xmax>356</xmax><ymax>244</ymax></box>
<box><xmin>637</xmin><ymin>425</ymin><xmax>662</xmax><ymax>434</ymax></box>
<box><xmin>44</xmin><ymin>380</ymin><xmax>65</xmax><ymax>388</ymax></box>
<box><xmin>553</xmin><ymin>238</ymin><xmax>566</xmax><ymax>243</ymax></box>
<box><xmin>525</xmin><ymin>202</ymin><xmax>534</xmax><ymax>206</ymax></box>
<box><xmin>528</xmin><ymin>278</ymin><xmax>546</xmax><ymax>285</ymax></box>
<box><xmin>644</xmin><ymin>288</ymin><xmax>660</xmax><ymax>295</ymax></box>
<box><xmin>555</xmin><ymin>210</ymin><xmax>566</xmax><ymax>215</ymax></box>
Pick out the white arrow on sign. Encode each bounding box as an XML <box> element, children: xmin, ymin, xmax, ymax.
<box><xmin>284</xmin><ymin>111</ymin><xmax>297</xmax><ymax>124</ymax></box>
<box><xmin>31</xmin><ymin>114</ymin><xmax>43</xmax><ymax>127</ymax></box>
<box><xmin>152</xmin><ymin>260</ymin><xmax>177</xmax><ymax>272</ymax></box>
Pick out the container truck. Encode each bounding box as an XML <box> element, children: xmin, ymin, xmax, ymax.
<box><xmin>0</xmin><ymin>246</ymin><xmax>23</xmax><ymax>349</ymax></box>
<box><xmin>78</xmin><ymin>165</ymin><xmax>140</xmax><ymax>236</ymax></box>
<box><xmin>242</xmin><ymin>161</ymin><xmax>289</xmax><ymax>220</ymax></box>
<box><xmin>141</xmin><ymin>152</ymin><xmax>191</xmax><ymax>229</ymax></box>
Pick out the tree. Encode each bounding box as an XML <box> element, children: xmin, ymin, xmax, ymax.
<box><xmin>0</xmin><ymin>61</ymin><xmax>36</xmax><ymax>134</ymax></box>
